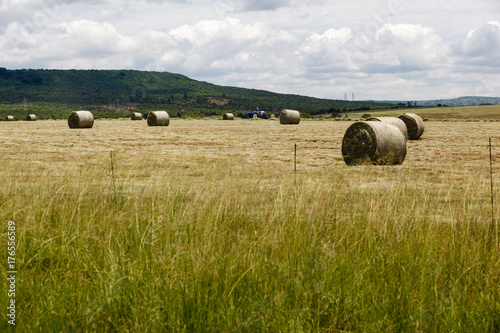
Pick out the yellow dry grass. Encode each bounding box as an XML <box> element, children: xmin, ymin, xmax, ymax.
<box><xmin>0</xmin><ymin>117</ymin><xmax>498</xmax><ymax>179</ymax></box>
<box><xmin>1</xmin><ymin>117</ymin><xmax>499</xmax><ymax>204</ymax></box>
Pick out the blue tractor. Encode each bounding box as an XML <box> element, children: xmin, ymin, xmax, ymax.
<box><xmin>247</xmin><ymin>107</ymin><xmax>270</xmax><ymax>119</ymax></box>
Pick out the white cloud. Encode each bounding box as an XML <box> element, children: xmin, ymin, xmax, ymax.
<box><xmin>298</xmin><ymin>24</ymin><xmax>450</xmax><ymax>76</ymax></box>
<box><xmin>299</xmin><ymin>28</ymin><xmax>357</xmax><ymax>73</ymax></box>
<box><xmin>164</xmin><ymin>17</ymin><xmax>299</xmax><ymax>76</ymax></box>
<box><xmin>309</xmin><ymin>28</ymin><xmax>353</xmax><ymax>44</ymax></box>
<box><xmin>0</xmin><ymin>0</ymin><xmax>499</xmax><ymax>99</ymax></box>
<box><xmin>372</xmin><ymin>24</ymin><xmax>449</xmax><ymax>70</ymax></box>
<box><xmin>61</xmin><ymin>20</ymin><xmax>137</xmax><ymax>54</ymax></box>
<box><xmin>452</xmin><ymin>21</ymin><xmax>500</xmax><ymax>67</ymax></box>
<box><xmin>170</xmin><ymin>17</ymin><xmax>276</xmax><ymax>47</ymax></box>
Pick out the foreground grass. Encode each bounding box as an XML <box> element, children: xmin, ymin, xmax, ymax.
<box><xmin>0</xmin><ymin>119</ymin><xmax>499</xmax><ymax>332</ymax></box>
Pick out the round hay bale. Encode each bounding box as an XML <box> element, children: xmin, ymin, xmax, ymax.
<box><xmin>6</xmin><ymin>116</ymin><xmax>14</xmax><ymax>121</ymax></box>
<box><xmin>26</xmin><ymin>114</ymin><xmax>36</xmax><ymax>121</ymax></box>
<box><xmin>398</xmin><ymin>113</ymin><xmax>424</xmax><ymax>140</ymax></box>
<box><xmin>366</xmin><ymin>117</ymin><xmax>408</xmax><ymax>139</ymax></box>
<box><xmin>131</xmin><ymin>112</ymin><xmax>143</xmax><ymax>120</ymax></box>
<box><xmin>342</xmin><ymin>121</ymin><xmax>407</xmax><ymax>166</ymax></box>
<box><xmin>68</xmin><ymin>111</ymin><xmax>94</xmax><ymax>129</ymax></box>
<box><xmin>223</xmin><ymin>113</ymin><xmax>234</xmax><ymax>120</ymax></box>
<box><xmin>280</xmin><ymin>109</ymin><xmax>300</xmax><ymax>124</ymax></box>
<box><xmin>147</xmin><ymin>111</ymin><xmax>170</xmax><ymax>126</ymax></box>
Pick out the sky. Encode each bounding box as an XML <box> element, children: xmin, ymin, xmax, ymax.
<box><xmin>0</xmin><ymin>0</ymin><xmax>499</xmax><ymax>101</ymax></box>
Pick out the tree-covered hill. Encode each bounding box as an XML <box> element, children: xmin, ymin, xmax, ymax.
<box><xmin>0</xmin><ymin>68</ymin><xmax>394</xmax><ymax>119</ymax></box>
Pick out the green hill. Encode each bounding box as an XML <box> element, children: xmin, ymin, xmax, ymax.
<box><xmin>0</xmin><ymin>68</ymin><xmax>394</xmax><ymax>119</ymax></box>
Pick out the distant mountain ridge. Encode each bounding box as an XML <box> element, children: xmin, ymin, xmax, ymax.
<box><xmin>380</xmin><ymin>96</ymin><xmax>500</xmax><ymax>107</ymax></box>
<box><xmin>419</xmin><ymin>96</ymin><xmax>500</xmax><ymax>107</ymax></box>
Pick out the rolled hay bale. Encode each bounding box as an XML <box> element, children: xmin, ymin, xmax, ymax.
<box><xmin>342</xmin><ymin>121</ymin><xmax>407</xmax><ymax>166</ymax></box>
<box><xmin>398</xmin><ymin>113</ymin><xmax>424</xmax><ymax>140</ymax></box>
<box><xmin>131</xmin><ymin>112</ymin><xmax>143</xmax><ymax>120</ymax></box>
<box><xmin>147</xmin><ymin>111</ymin><xmax>170</xmax><ymax>126</ymax></box>
<box><xmin>280</xmin><ymin>109</ymin><xmax>300</xmax><ymax>124</ymax></box>
<box><xmin>25</xmin><ymin>114</ymin><xmax>36</xmax><ymax>121</ymax></box>
<box><xmin>366</xmin><ymin>117</ymin><xmax>408</xmax><ymax>139</ymax></box>
<box><xmin>223</xmin><ymin>113</ymin><xmax>234</xmax><ymax>120</ymax></box>
<box><xmin>68</xmin><ymin>111</ymin><xmax>94</xmax><ymax>129</ymax></box>
<box><xmin>6</xmin><ymin>116</ymin><xmax>14</xmax><ymax>121</ymax></box>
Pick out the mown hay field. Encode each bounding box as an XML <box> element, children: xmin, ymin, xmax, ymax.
<box><xmin>0</xmin><ymin>108</ymin><xmax>499</xmax><ymax>331</ymax></box>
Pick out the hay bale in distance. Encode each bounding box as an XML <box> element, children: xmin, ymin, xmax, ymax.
<box><xmin>147</xmin><ymin>111</ymin><xmax>170</xmax><ymax>126</ymax></box>
<box><xmin>26</xmin><ymin>114</ymin><xmax>36</xmax><ymax>121</ymax></box>
<box><xmin>6</xmin><ymin>116</ymin><xmax>14</xmax><ymax>121</ymax></box>
<box><xmin>398</xmin><ymin>113</ymin><xmax>424</xmax><ymax>140</ymax></box>
<box><xmin>131</xmin><ymin>112</ymin><xmax>143</xmax><ymax>120</ymax></box>
<box><xmin>223</xmin><ymin>113</ymin><xmax>234</xmax><ymax>120</ymax></box>
<box><xmin>366</xmin><ymin>117</ymin><xmax>408</xmax><ymax>139</ymax></box>
<box><xmin>342</xmin><ymin>121</ymin><xmax>407</xmax><ymax>166</ymax></box>
<box><xmin>68</xmin><ymin>111</ymin><xmax>94</xmax><ymax>129</ymax></box>
<box><xmin>280</xmin><ymin>109</ymin><xmax>300</xmax><ymax>124</ymax></box>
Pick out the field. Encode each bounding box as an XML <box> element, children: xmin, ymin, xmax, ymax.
<box><xmin>1</xmin><ymin>106</ymin><xmax>499</xmax><ymax>331</ymax></box>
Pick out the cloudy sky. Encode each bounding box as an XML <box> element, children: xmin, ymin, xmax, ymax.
<box><xmin>1</xmin><ymin>0</ymin><xmax>499</xmax><ymax>100</ymax></box>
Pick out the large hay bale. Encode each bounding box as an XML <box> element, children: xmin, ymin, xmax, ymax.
<box><xmin>366</xmin><ymin>117</ymin><xmax>408</xmax><ymax>139</ymax></box>
<box><xmin>26</xmin><ymin>114</ymin><xmax>36</xmax><ymax>121</ymax></box>
<box><xmin>147</xmin><ymin>111</ymin><xmax>170</xmax><ymax>126</ymax></box>
<box><xmin>342</xmin><ymin>121</ymin><xmax>407</xmax><ymax>166</ymax></box>
<box><xmin>398</xmin><ymin>113</ymin><xmax>424</xmax><ymax>140</ymax></box>
<box><xmin>131</xmin><ymin>112</ymin><xmax>143</xmax><ymax>120</ymax></box>
<box><xmin>68</xmin><ymin>111</ymin><xmax>94</xmax><ymax>129</ymax></box>
<box><xmin>6</xmin><ymin>116</ymin><xmax>14</xmax><ymax>121</ymax></box>
<box><xmin>223</xmin><ymin>113</ymin><xmax>234</xmax><ymax>120</ymax></box>
<box><xmin>280</xmin><ymin>109</ymin><xmax>300</xmax><ymax>124</ymax></box>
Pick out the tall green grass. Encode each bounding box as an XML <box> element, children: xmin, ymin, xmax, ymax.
<box><xmin>1</xmin><ymin>153</ymin><xmax>498</xmax><ymax>332</ymax></box>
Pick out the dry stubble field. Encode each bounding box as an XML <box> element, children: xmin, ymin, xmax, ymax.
<box><xmin>0</xmin><ymin>111</ymin><xmax>499</xmax><ymax>331</ymax></box>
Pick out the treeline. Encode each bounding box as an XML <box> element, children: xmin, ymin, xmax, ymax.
<box><xmin>0</xmin><ymin>68</ymin><xmax>395</xmax><ymax>119</ymax></box>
